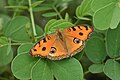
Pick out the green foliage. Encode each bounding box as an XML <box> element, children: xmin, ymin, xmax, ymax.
<box><xmin>89</xmin><ymin>64</ymin><xmax>104</xmax><ymax>73</ymax></box>
<box><xmin>31</xmin><ymin>58</ymin><xmax>83</xmax><ymax>80</ymax></box>
<box><xmin>4</xmin><ymin>16</ymin><xmax>32</xmax><ymax>42</ymax></box>
<box><xmin>76</xmin><ymin>0</ymin><xmax>93</xmax><ymax>20</ymax></box>
<box><xmin>92</xmin><ymin>0</ymin><xmax>120</xmax><ymax>30</ymax></box>
<box><xmin>11</xmin><ymin>53</ymin><xmax>37</xmax><ymax>79</ymax></box>
<box><xmin>17</xmin><ymin>43</ymin><xmax>34</xmax><ymax>54</ymax></box>
<box><xmin>0</xmin><ymin>36</ymin><xmax>8</xmax><ymax>44</ymax></box>
<box><xmin>106</xmin><ymin>25</ymin><xmax>120</xmax><ymax>58</ymax></box>
<box><xmin>0</xmin><ymin>45</ymin><xmax>13</xmax><ymax>65</ymax></box>
<box><xmin>45</xmin><ymin>19</ymin><xmax>74</xmax><ymax>33</ymax></box>
<box><xmin>42</xmin><ymin>12</ymin><xmax>58</xmax><ymax>17</ymax></box>
<box><xmin>85</xmin><ymin>37</ymin><xmax>107</xmax><ymax>63</ymax></box>
<box><xmin>104</xmin><ymin>59</ymin><xmax>120</xmax><ymax>80</ymax></box>
<box><xmin>0</xmin><ymin>0</ymin><xmax>120</xmax><ymax>80</ymax></box>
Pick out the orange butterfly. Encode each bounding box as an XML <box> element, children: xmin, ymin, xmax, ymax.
<box><xmin>30</xmin><ymin>26</ymin><xmax>93</xmax><ymax>60</ymax></box>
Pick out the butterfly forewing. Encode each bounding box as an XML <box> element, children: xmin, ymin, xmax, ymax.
<box><xmin>62</xmin><ymin>35</ymin><xmax>85</xmax><ymax>56</ymax></box>
<box><xmin>30</xmin><ymin>34</ymin><xmax>56</xmax><ymax>57</ymax></box>
<box><xmin>62</xmin><ymin>26</ymin><xmax>93</xmax><ymax>41</ymax></box>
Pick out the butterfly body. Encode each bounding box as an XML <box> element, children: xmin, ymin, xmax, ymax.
<box><xmin>30</xmin><ymin>26</ymin><xmax>93</xmax><ymax>60</ymax></box>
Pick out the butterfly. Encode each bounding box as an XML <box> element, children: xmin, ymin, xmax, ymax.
<box><xmin>30</xmin><ymin>26</ymin><xmax>93</xmax><ymax>60</ymax></box>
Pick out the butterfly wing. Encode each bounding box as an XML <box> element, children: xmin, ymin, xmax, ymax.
<box><xmin>63</xmin><ymin>36</ymin><xmax>85</xmax><ymax>56</ymax></box>
<box><xmin>46</xmin><ymin>38</ymin><xmax>68</xmax><ymax>60</ymax></box>
<box><xmin>62</xmin><ymin>26</ymin><xmax>93</xmax><ymax>41</ymax></box>
<box><xmin>30</xmin><ymin>33</ymin><xmax>68</xmax><ymax>60</ymax></box>
<box><xmin>30</xmin><ymin>34</ymin><xmax>56</xmax><ymax>57</ymax></box>
<box><xmin>61</xmin><ymin>26</ymin><xmax>93</xmax><ymax>56</ymax></box>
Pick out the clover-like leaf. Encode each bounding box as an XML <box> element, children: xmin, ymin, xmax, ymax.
<box><xmin>91</xmin><ymin>0</ymin><xmax>115</xmax><ymax>12</ymax></box>
<box><xmin>76</xmin><ymin>0</ymin><xmax>93</xmax><ymax>20</ymax></box>
<box><xmin>45</xmin><ymin>19</ymin><xmax>74</xmax><ymax>34</ymax></box>
<box><xmin>104</xmin><ymin>59</ymin><xmax>120</xmax><ymax>80</ymax></box>
<box><xmin>0</xmin><ymin>45</ymin><xmax>13</xmax><ymax>65</ymax></box>
<box><xmin>89</xmin><ymin>64</ymin><xmax>104</xmax><ymax>73</ymax></box>
<box><xmin>49</xmin><ymin>58</ymin><xmax>83</xmax><ymax>80</ymax></box>
<box><xmin>85</xmin><ymin>37</ymin><xmax>107</xmax><ymax>63</ymax></box>
<box><xmin>31</xmin><ymin>58</ymin><xmax>83</xmax><ymax>80</ymax></box>
<box><xmin>4</xmin><ymin>16</ymin><xmax>31</xmax><ymax>42</ymax></box>
<box><xmin>93</xmin><ymin>0</ymin><xmax>120</xmax><ymax>30</ymax></box>
<box><xmin>11</xmin><ymin>53</ymin><xmax>37</xmax><ymax>79</ymax></box>
<box><xmin>106</xmin><ymin>24</ymin><xmax>120</xmax><ymax>58</ymax></box>
<box><xmin>17</xmin><ymin>43</ymin><xmax>34</xmax><ymax>54</ymax></box>
<box><xmin>31</xmin><ymin>59</ymin><xmax>53</xmax><ymax>80</ymax></box>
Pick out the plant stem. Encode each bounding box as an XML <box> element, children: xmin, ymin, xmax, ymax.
<box><xmin>53</xmin><ymin>6</ymin><xmax>63</xmax><ymax>19</ymax></box>
<box><xmin>84</xmin><ymin>70</ymin><xmax>90</xmax><ymax>75</ymax></box>
<box><xmin>74</xmin><ymin>19</ymin><xmax>80</xmax><ymax>25</ymax></box>
<box><xmin>28</xmin><ymin>0</ymin><xmax>37</xmax><ymax>40</ymax></box>
<box><xmin>115</xmin><ymin>57</ymin><xmax>120</xmax><ymax>60</ymax></box>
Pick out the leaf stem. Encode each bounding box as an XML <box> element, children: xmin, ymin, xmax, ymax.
<box><xmin>53</xmin><ymin>6</ymin><xmax>63</xmax><ymax>19</ymax></box>
<box><xmin>28</xmin><ymin>0</ymin><xmax>37</xmax><ymax>40</ymax></box>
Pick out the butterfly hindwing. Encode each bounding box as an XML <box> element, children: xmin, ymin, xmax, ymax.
<box><xmin>63</xmin><ymin>35</ymin><xmax>85</xmax><ymax>56</ymax></box>
<box><xmin>46</xmin><ymin>38</ymin><xmax>68</xmax><ymax>60</ymax></box>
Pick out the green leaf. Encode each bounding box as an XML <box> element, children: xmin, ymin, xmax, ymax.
<box><xmin>35</xmin><ymin>25</ymin><xmax>44</xmax><ymax>37</ymax></box>
<box><xmin>85</xmin><ymin>37</ymin><xmax>107</xmax><ymax>63</ymax></box>
<box><xmin>44</xmin><ymin>19</ymin><xmax>57</xmax><ymax>33</ymax></box>
<box><xmin>31</xmin><ymin>59</ymin><xmax>53</xmax><ymax>80</ymax></box>
<box><xmin>8</xmin><ymin>0</ymin><xmax>27</xmax><ymax>6</ymax></box>
<box><xmin>5</xmin><ymin>6</ymin><xmax>28</xmax><ymax>10</ymax></box>
<box><xmin>76</xmin><ymin>16</ymin><xmax>91</xmax><ymax>21</ymax></box>
<box><xmin>11</xmin><ymin>53</ymin><xmax>37</xmax><ymax>79</ymax></box>
<box><xmin>91</xmin><ymin>0</ymin><xmax>115</xmax><ymax>12</ymax></box>
<box><xmin>45</xmin><ymin>19</ymin><xmax>74</xmax><ymax>34</ymax></box>
<box><xmin>106</xmin><ymin>24</ymin><xmax>120</xmax><ymax>58</ymax></box>
<box><xmin>0</xmin><ymin>14</ymin><xmax>11</xmax><ymax>31</ymax></box>
<box><xmin>89</xmin><ymin>64</ymin><xmax>104</xmax><ymax>73</ymax></box>
<box><xmin>65</xmin><ymin>13</ymin><xmax>69</xmax><ymax>21</ymax></box>
<box><xmin>49</xmin><ymin>58</ymin><xmax>83</xmax><ymax>80</ymax></box>
<box><xmin>0</xmin><ymin>36</ymin><xmax>8</xmax><ymax>45</ymax></box>
<box><xmin>104</xmin><ymin>59</ymin><xmax>120</xmax><ymax>80</ymax></box>
<box><xmin>33</xmin><ymin>6</ymin><xmax>52</xmax><ymax>12</ymax></box>
<box><xmin>8</xmin><ymin>0</ymin><xmax>20</xmax><ymax>5</ymax></box>
<box><xmin>4</xmin><ymin>16</ymin><xmax>32</xmax><ymax>42</ymax></box>
<box><xmin>31</xmin><ymin>58</ymin><xmax>83</xmax><ymax>80</ymax></box>
<box><xmin>42</xmin><ymin>12</ymin><xmax>58</xmax><ymax>17</ymax></box>
<box><xmin>76</xmin><ymin>0</ymin><xmax>93</xmax><ymax>20</ymax></box>
<box><xmin>91</xmin><ymin>31</ymin><xmax>105</xmax><ymax>39</ymax></box>
<box><xmin>31</xmin><ymin>1</ymin><xmax>44</xmax><ymax>8</ymax></box>
<box><xmin>17</xmin><ymin>43</ymin><xmax>34</xmax><ymax>54</ymax></box>
<box><xmin>74</xmin><ymin>51</ymin><xmax>84</xmax><ymax>60</ymax></box>
<box><xmin>0</xmin><ymin>45</ymin><xmax>13</xmax><ymax>65</ymax></box>
<box><xmin>93</xmin><ymin>1</ymin><xmax>120</xmax><ymax>30</ymax></box>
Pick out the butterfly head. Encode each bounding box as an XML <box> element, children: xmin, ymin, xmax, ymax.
<box><xmin>55</xmin><ymin>29</ymin><xmax>64</xmax><ymax>40</ymax></box>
